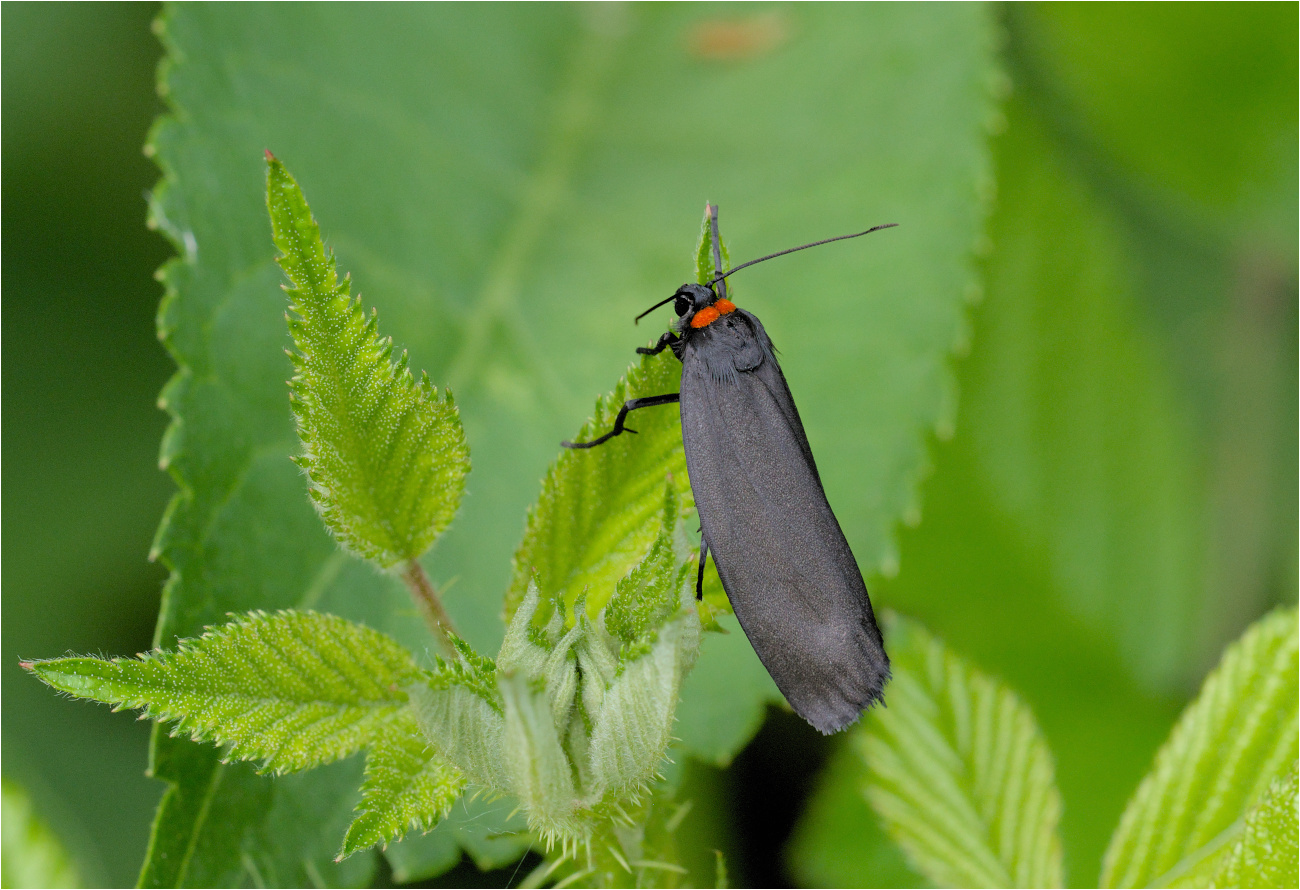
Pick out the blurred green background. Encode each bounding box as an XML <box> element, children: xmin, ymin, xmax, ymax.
<box><xmin>2</xmin><ymin>3</ymin><xmax>1294</xmax><ymax>887</ymax></box>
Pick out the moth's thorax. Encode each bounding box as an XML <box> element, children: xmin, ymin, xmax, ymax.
<box><xmin>681</xmin><ymin>308</ymin><xmax>774</xmax><ymax>384</ymax></box>
<box><xmin>688</xmin><ymin>297</ymin><xmax>736</xmax><ymax>329</ymax></box>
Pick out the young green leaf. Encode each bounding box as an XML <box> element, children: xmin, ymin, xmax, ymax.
<box><xmin>603</xmin><ymin>483</ymin><xmax>690</xmax><ymax>651</ymax></box>
<box><xmin>1101</xmin><ymin>607</ymin><xmax>1299</xmax><ymax>889</ymax></box>
<box><xmin>25</xmin><ymin>610</ymin><xmax>422</xmax><ymax>774</ymax></box>
<box><xmin>414</xmin><ymin>503</ymin><xmax>700</xmax><ymax>846</ymax></box>
<box><xmin>506</xmin><ymin>350</ymin><xmax>691</xmax><ymax>623</ymax></box>
<box><xmin>340</xmin><ymin>712</ymin><xmax>466</xmax><ymax>859</ymax></box>
<box><xmin>695</xmin><ymin>204</ymin><xmax>730</xmax><ymax>288</ymax></box>
<box><xmin>1213</xmin><ymin>761</ymin><xmax>1298</xmax><ymax>889</ymax></box>
<box><xmin>858</xmin><ymin>615</ymin><xmax>1064</xmax><ymax>888</ymax></box>
<box><xmin>267</xmin><ymin>156</ymin><xmax>469</xmax><ymax>568</ymax></box>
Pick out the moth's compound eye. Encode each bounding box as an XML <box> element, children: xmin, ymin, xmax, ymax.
<box><xmin>674</xmin><ymin>295</ymin><xmax>690</xmax><ymax>316</ymax></box>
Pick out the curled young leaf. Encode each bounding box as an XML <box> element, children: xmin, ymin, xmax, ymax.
<box><xmin>411</xmin><ymin>493</ymin><xmax>700</xmax><ymax>845</ymax></box>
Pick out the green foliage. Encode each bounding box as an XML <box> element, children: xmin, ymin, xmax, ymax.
<box><xmin>961</xmin><ymin>93</ymin><xmax>1206</xmax><ymax>690</ymax></box>
<box><xmin>797</xmin><ymin>611</ymin><xmax>1299</xmax><ymax>890</ymax></box>
<box><xmin>25</xmin><ymin>611</ymin><xmax>424</xmax><ymax>775</ymax></box>
<box><xmin>141</xmin><ymin>13</ymin><xmax>995</xmax><ymax>878</ymax></box>
<box><xmin>11</xmin><ymin>5</ymin><xmax>1295</xmax><ymax>888</ymax></box>
<box><xmin>1</xmin><ymin>779</ymin><xmax>81</xmax><ymax>889</ymax></box>
<box><xmin>341</xmin><ymin>713</ymin><xmax>466</xmax><ymax>859</ymax></box>
<box><xmin>1101</xmin><ymin>608</ymin><xmax>1299</xmax><ymax>889</ymax></box>
<box><xmin>269</xmin><ymin>157</ymin><xmax>469</xmax><ymax>568</ymax></box>
<box><xmin>1213</xmin><ymin>762</ymin><xmax>1299</xmax><ymax>889</ymax></box>
<box><xmin>695</xmin><ymin>205</ymin><xmax>729</xmax><ymax>286</ymax></box>
<box><xmin>1011</xmin><ymin>4</ymin><xmax>1297</xmax><ymax>246</ymax></box>
<box><xmin>857</xmin><ymin>616</ymin><xmax>1064</xmax><ymax>888</ymax></box>
<box><xmin>603</xmin><ymin>485</ymin><xmax>691</xmax><ymax>651</ymax></box>
<box><xmin>413</xmin><ymin>492</ymin><xmax>701</xmax><ymax>846</ymax></box>
<box><xmin>506</xmin><ymin>351</ymin><xmax>691</xmax><ymax>623</ymax></box>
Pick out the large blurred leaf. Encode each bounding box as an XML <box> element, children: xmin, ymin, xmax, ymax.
<box><xmin>1007</xmin><ymin>6</ymin><xmax>1299</xmax><ymax>670</ymax></box>
<box><xmin>1009</xmin><ymin>4</ymin><xmax>1298</xmax><ymax>248</ymax></box>
<box><xmin>1101</xmin><ymin>608</ymin><xmax>1298</xmax><ymax>889</ymax></box>
<box><xmin>965</xmin><ymin>95</ymin><xmax>1206</xmax><ymax>688</ymax></box>
<box><xmin>2</xmin><ymin>5</ymin><xmax>171</xmax><ymax>884</ymax></box>
<box><xmin>858</xmin><ymin>617</ymin><xmax>1063</xmax><ymax>888</ymax></box>
<box><xmin>145</xmin><ymin>3</ymin><xmax>996</xmax><ymax>882</ymax></box>
<box><xmin>1</xmin><ymin>778</ymin><xmax>81</xmax><ymax>889</ymax></box>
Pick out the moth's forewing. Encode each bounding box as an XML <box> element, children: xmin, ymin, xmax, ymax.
<box><xmin>680</xmin><ymin>310</ymin><xmax>889</xmax><ymax>734</ymax></box>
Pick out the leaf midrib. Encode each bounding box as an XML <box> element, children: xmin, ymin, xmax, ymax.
<box><xmin>444</xmin><ymin>13</ymin><xmax>626</xmax><ymax>396</ymax></box>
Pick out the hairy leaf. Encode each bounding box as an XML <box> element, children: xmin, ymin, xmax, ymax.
<box><xmin>413</xmin><ymin>516</ymin><xmax>700</xmax><ymax>844</ymax></box>
<box><xmin>1213</xmin><ymin>762</ymin><xmax>1299</xmax><ymax>889</ymax></box>
<box><xmin>603</xmin><ymin>484</ymin><xmax>691</xmax><ymax>650</ymax></box>
<box><xmin>506</xmin><ymin>352</ymin><xmax>691</xmax><ymax>622</ymax></box>
<box><xmin>1101</xmin><ymin>608</ymin><xmax>1299</xmax><ymax>888</ymax></box>
<box><xmin>340</xmin><ymin>712</ymin><xmax>466</xmax><ymax>859</ymax></box>
<box><xmin>268</xmin><ymin>157</ymin><xmax>468</xmax><ymax>568</ymax></box>
<box><xmin>859</xmin><ymin>615</ymin><xmax>1064</xmax><ymax>888</ymax></box>
<box><xmin>26</xmin><ymin>611</ymin><xmax>420</xmax><ymax>774</ymax></box>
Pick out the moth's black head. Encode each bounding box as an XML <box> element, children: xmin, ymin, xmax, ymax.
<box><xmin>672</xmin><ymin>283</ymin><xmax>717</xmax><ymax>317</ymax></box>
<box><xmin>670</xmin><ymin>282</ymin><xmax>738</xmax><ymax>332</ymax></box>
<box><xmin>634</xmin><ymin>282</ymin><xmax>734</xmax><ymax>329</ymax></box>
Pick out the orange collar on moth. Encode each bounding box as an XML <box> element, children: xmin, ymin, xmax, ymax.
<box><xmin>690</xmin><ymin>298</ymin><xmax>737</xmax><ymax>329</ymax></box>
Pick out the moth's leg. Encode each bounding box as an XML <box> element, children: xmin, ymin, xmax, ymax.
<box><xmin>561</xmin><ymin>393</ymin><xmax>680</xmax><ymax>449</ymax></box>
<box><xmin>696</xmin><ymin>535</ymin><xmax>710</xmax><ymax>601</ymax></box>
<box><xmin>637</xmin><ymin>331</ymin><xmax>679</xmax><ymax>356</ymax></box>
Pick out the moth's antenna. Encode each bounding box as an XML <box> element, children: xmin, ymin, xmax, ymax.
<box><xmin>710</xmin><ymin>223</ymin><xmax>898</xmax><ymax>286</ymax></box>
<box><xmin>635</xmin><ymin>294</ymin><xmax>679</xmax><ymax>324</ymax></box>
<box><xmin>709</xmin><ymin>204</ymin><xmax>727</xmax><ymax>301</ymax></box>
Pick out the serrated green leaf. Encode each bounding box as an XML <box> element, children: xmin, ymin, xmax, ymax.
<box><xmin>858</xmin><ymin>615</ymin><xmax>1064</xmax><ymax>888</ymax></box>
<box><xmin>340</xmin><ymin>711</ymin><xmax>466</xmax><ymax>859</ymax></box>
<box><xmin>144</xmin><ymin>3</ymin><xmax>997</xmax><ymax>878</ymax></box>
<box><xmin>695</xmin><ymin>204</ymin><xmax>730</xmax><ymax>287</ymax></box>
<box><xmin>603</xmin><ymin>484</ymin><xmax>690</xmax><ymax>650</ymax></box>
<box><xmin>1213</xmin><ymin>762</ymin><xmax>1299</xmax><ymax>889</ymax></box>
<box><xmin>1101</xmin><ymin>608</ymin><xmax>1299</xmax><ymax>889</ymax></box>
<box><xmin>506</xmin><ymin>351</ymin><xmax>691</xmax><ymax>623</ymax></box>
<box><xmin>268</xmin><ymin>157</ymin><xmax>469</xmax><ymax>568</ymax></box>
<box><xmin>27</xmin><ymin>610</ymin><xmax>421</xmax><ymax>775</ymax></box>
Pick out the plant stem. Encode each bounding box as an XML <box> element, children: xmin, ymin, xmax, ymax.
<box><xmin>402</xmin><ymin>560</ymin><xmax>457</xmax><ymax>656</ymax></box>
